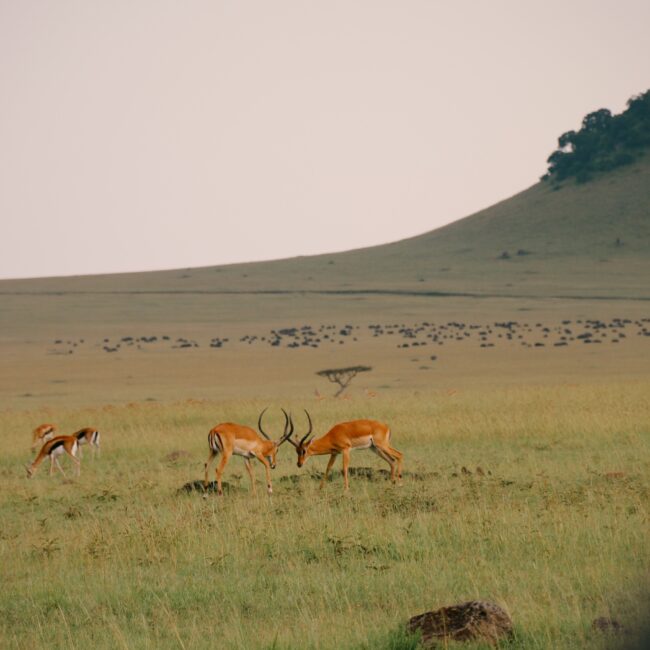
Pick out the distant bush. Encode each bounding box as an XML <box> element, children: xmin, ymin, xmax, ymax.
<box><xmin>316</xmin><ymin>365</ymin><xmax>372</xmax><ymax>397</ymax></box>
<box><xmin>542</xmin><ymin>89</ymin><xmax>650</xmax><ymax>183</ymax></box>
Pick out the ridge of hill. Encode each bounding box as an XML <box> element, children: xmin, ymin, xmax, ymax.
<box><xmin>2</xmin><ymin>154</ymin><xmax>649</xmax><ymax>300</ymax></box>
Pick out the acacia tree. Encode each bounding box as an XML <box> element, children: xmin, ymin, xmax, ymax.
<box><xmin>316</xmin><ymin>365</ymin><xmax>372</xmax><ymax>397</ymax></box>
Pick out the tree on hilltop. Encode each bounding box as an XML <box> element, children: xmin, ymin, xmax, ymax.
<box><xmin>542</xmin><ymin>89</ymin><xmax>650</xmax><ymax>184</ymax></box>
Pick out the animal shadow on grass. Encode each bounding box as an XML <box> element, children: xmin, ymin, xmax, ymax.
<box><xmin>178</xmin><ymin>480</ymin><xmax>246</xmax><ymax>495</ymax></box>
<box><xmin>181</xmin><ymin>467</ymin><xmax>434</xmax><ymax>496</ymax></box>
<box><xmin>279</xmin><ymin>466</ymin><xmax>432</xmax><ymax>484</ymax></box>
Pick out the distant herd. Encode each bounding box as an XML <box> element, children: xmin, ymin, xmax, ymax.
<box><xmin>49</xmin><ymin>317</ymin><xmax>650</xmax><ymax>356</ymax></box>
<box><xmin>26</xmin><ymin>411</ymin><xmax>403</xmax><ymax>493</ymax></box>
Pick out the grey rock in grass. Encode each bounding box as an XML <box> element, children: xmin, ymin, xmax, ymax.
<box><xmin>407</xmin><ymin>600</ymin><xmax>512</xmax><ymax>647</ymax></box>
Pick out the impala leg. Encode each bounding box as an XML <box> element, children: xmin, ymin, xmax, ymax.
<box><xmin>378</xmin><ymin>444</ymin><xmax>404</xmax><ymax>483</ymax></box>
<box><xmin>254</xmin><ymin>453</ymin><xmax>273</xmax><ymax>495</ymax></box>
<box><xmin>386</xmin><ymin>445</ymin><xmax>404</xmax><ymax>483</ymax></box>
<box><xmin>320</xmin><ymin>453</ymin><xmax>338</xmax><ymax>489</ymax></box>
<box><xmin>204</xmin><ymin>451</ymin><xmax>217</xmax><ymax>488</ymax></box>
<box><xmin>49</xmin><ymin>455</ymin><xmax>55</xmax><ymax>476</ymax></box>
<box><xmin>372</xmin><ymin>445</ymin><xmax>396</xmax><ymax>481</ymax></box>
<box><xmin>215</xmin><ymin>450</ymin><xmax>231</xmax><ymax>496</ymax></box>
<box><xmin>341</xmin><ymin>448</ymin><xmax>351</xmax><ymax>491</ymax></box>
<box><xmin>244</xmin><ymin>459</ymin><xmax>257</xmax><ymax>496</ymax></box>
<box><xmin>77</xmin><ymin>444</ymin><xmax>83</xmax><ymax>460</ymax></box>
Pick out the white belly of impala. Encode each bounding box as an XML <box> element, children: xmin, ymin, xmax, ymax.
<box><xmin>353</xmin><ymin>436</ymin><xmax>373</xmax><ymax>450</ymax></box>
<box><xmin>232</xmin><ymin>443</ymin><xmax>255</xmax><ymax>458</ymax></box>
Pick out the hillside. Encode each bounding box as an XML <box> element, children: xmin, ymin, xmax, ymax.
<box><xmin>2</xmin><ymin>155</ymin><xmax>649</xmax><ymax>300</ymax></box>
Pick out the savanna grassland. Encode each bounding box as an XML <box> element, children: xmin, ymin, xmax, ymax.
<box><xmin>2</xmin><ymin>142</ymin><xmax>649</xmax><ymax>648</ymax></box>
<box><xmin>1</xmin><ymin>384</ymin><xmax>649</xmax><ymax>649</ymax></box>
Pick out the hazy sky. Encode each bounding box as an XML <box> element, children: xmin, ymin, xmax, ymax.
<box><xmin>1</xmin><ymin>1</ymin><xmax>649</xmax><ymax>279</ymax></box>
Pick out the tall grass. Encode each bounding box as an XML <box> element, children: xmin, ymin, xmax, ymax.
<box><xmin>1</xmin><ymin>382</ymin><xmax>649</xmax><ymax>648</ymax></box>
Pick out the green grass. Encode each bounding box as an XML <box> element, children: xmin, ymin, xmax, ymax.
<box><xmin>2</xmin><ymin>383</ymin><xmax>649</xmax><ymax>649</ymax></box>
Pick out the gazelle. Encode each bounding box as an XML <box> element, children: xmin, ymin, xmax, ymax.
<box><xmin>287</xmin><ymin>412</ymin><xmax>404</xmax><ymax>490</ymax></box>
<box><xmin>71</xmin><ymin>428</ymin><xmax>101</xmax><ymax>458</ymax></box>
<box><xmin>204</xmin><ymin>408</ymin><xmax>294</xmax><ymax>496</ymax></box>
<box><xmin>31</xmin><ymin>423</ymin><xmax>57</xmax><ymax>451</ymax></box>
<box><xmin>26</xmin><ymin>435</ymin><xmax>81</xmax><ymax>478</ymax></box>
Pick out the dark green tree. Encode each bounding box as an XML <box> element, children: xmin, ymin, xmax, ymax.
<box><xmin>543</xmin><ymin>89</ymin><xmax>650</xmax><ymax>183</ymax></box>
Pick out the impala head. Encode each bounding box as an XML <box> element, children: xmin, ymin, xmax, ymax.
<box><xmin>25</xmin><ymin>463</ymin><xmax>35</xmax><ymax>478</ymax></box>
<box><xmin>285</xmin><ymin>410</ymin><xmax>314</xmax><ymax>467</ymax></box>
<box><xmin>257</xmin><ymin>407</ymin><xmax>295</xmax><ymax>469</ymax></box>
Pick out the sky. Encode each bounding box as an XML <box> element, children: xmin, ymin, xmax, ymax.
<box><xmin>1</xmin><ymin>1</ymin><xmax>649</xmax><ymax>279</ymax></box>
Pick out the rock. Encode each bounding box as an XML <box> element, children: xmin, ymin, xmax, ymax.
<box><xmin>407</xmin><ymin>600</ymin><xmax>512</xmax><ymax>646</ymax></box>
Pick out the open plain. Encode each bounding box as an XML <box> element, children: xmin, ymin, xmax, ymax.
<box><xmin>1</xmin><ymin>157</ymin><xmax>649</xmax><ymax>649</ymax></box>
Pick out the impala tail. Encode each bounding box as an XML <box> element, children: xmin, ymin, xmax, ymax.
<box><xmin>208</xmin><ymin>430</ymin><xmax>223</xmax><ymax>454</ymax></box>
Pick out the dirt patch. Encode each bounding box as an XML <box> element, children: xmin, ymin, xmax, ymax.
<box><xmin>163</xmin><ymin>450</ymin><xmax>192</xmax><ymax>463</ymax></box>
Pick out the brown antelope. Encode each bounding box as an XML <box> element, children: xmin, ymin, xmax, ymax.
<box><xmin>287</xmin><ymin>412</ymin><xmax>404</xmax><ymax>490</ymax></box>
<box><xmin>26</xmin><ymin>435</ymin><xmax>81</xmax><ymax>478</ymax></box>
<box><xmin>204</xmin><ymin>408</ymin><xmax>294</xmax><ymax>496</ymax></box>
<box><xmin>31</xmin><ymin>424</ymin><xmax>57</xmax><ymax>451</ymax></box>
<box><xmin>71</xmin><ymin>428</ymin><xmax>101</xmax><ymax>458</ymax></box>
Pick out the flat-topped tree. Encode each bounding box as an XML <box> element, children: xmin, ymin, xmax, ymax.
<box><xmin>316</xmin><ymin>365</ymin><xmax>372</xmax><ymax>397</ymax></box>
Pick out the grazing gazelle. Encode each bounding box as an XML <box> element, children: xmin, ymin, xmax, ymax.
<box><xmin>31</xmin><ymin>424</ymin><xmax>57</xmax><ymax>451</ymax></box>
<box><xmin>204</xmin><ymin>408</ymin><xmax>294</xmax><ymax>496</ymax></box>
<box><xmin>71</xmin><ymin>428</ymin><xmax>101</xmax><ymax>458</ymax></box>
<box><xmin>26</xmin><ymin>435</ymin><xmax>81</xmax><ymax>478</ymax></box>
<box><xmin>287</xmin><ymin>412</ymin><xmax>404</xmax><ymax>490</ymax></box>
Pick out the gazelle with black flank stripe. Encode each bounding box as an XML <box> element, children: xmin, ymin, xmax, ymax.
<box><xmin>204</xmin><ymin>409</ymin><xmax>294</xmax><ymax>496</ymax></box>
<box><xmin>72</xmin><ymin>428</ymin><xmax>101</xmax><ymax>458</ymax></box>
<box><xmin>31</xmin><ymin>423</ymin><xmax>57</xmax><ymax>452</ymax></box>
<box><xmin>26</xmin><ymin>436</ymin><xmax>81</xmax><ymax>478</ymax></box>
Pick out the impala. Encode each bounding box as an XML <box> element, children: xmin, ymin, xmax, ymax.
<box><xmin>204</xmin><ymin>408</ymin><xmax>294</xmax><ymax>496</ymax></box>
<box><xmin>71</xmin><ymin>427</ymin><xmax>101</xmax><ymax>458</ymax></box>
<box><xmin>31</xmin><ymin>423</ymin><xmax>57</xmax><ymax>451</ymax></box>
<box><xmin>26</xmin><ymin>435</ymin><xmax>81</xmax><ymax>478</ymax></box>
<box><xmin>287</xmin><ymin>412</ymin><xmax>403</xmax><ymax>490</ymax></box>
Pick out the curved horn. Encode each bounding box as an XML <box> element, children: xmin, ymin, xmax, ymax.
<box><xmin>299</xmin><ymin>409</ymin><xmax>314</xmax><ymax>445</ymax></box>
<box><xmin>280</xmin><ymin>409</ymin><xmax>298</xmax><ymax>447</ymax></box>
<box><xmin>257</xmin><ymin>407</ymin><xmax>271</xmax><ymax>440</ymax></box>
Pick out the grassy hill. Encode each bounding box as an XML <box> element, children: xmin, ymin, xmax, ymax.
<box><xmin>2</xmin><ymin>154</ymin><xmax>649</xmax><ymax>300</ymax></box>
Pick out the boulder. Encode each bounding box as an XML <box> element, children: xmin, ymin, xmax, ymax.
<box><xmin>407</xmin><ymin>600</ymin><xmax>512</xmax><ymax>646</ymax></box>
